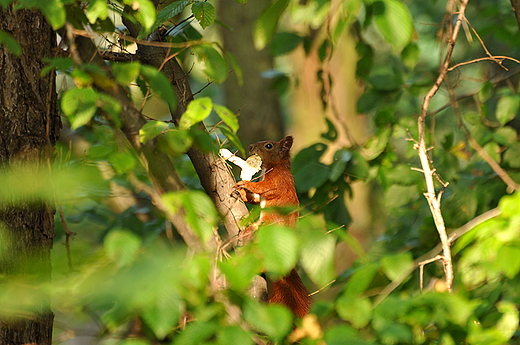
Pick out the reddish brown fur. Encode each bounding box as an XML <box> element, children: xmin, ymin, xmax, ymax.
<box><xmin>237</xmin><ymin>136</ymin><xmax>311</xmax><ymax>318</ymax></box>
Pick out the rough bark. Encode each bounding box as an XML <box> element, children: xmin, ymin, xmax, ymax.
<box><xmin>0</xmin><ymin>7</ymin><xmax>60</xmax><ymax>345</ymax></box>
<box><xmin>218</xmin><ymin>0</ymin><xmax>285</xmax><ymax>145</ymax></box>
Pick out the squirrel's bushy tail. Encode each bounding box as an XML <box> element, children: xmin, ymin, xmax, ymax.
<box><xmin>268</xmin><ymin>268</ymin><xmax>311</xmax><ymax>318</ymax></box>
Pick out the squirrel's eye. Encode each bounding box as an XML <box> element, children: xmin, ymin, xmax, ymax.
<box><xmin>265</xmin><ymin>143</ymin><xmax>273</xmax><ymax>149</ymax></box>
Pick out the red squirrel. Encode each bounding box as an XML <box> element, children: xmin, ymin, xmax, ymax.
<box><xmin>236</xmin><ymin>136</ymin><xmax>311</xmax><ymax>318</ymax></box>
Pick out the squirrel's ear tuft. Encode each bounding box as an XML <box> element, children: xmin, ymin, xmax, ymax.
<box><xmin>281</xmin><ymin>136</ymin><xmax>293</xmax><ymax>150</ymax></box>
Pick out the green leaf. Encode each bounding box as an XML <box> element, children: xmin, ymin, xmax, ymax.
<box><xmin>141</xmin><ymin>290</ymin><xmax>181</xmax><ymax>340</ymax></box>
<box><xmin>139</xmin><ymin>121</ymin><xmax>169</xmax><ymax>143</ymax></box>
<box><xmin>381</xmin><ymin>252</ymin><xmax>413</xmax><ymax>281</ymax></box>
<box><xmin>217</xmin><ymin>326</ymin><xmax>254</xmax><ymax>345</ymax></box>
<box><xmin>300</xmin><ymin>230</ymin><xmax>336</xmax><ymax>286</ymax></box>
<box><xmin>369</xmin><ymin>68</ymin><xmax>403</xmax><ymax>91</ymax></box>
<box><xmin>39</xmin><ymin>0</ymin><xmax>66</xmax><ymax>30</ymax></box>
<box><xmin>0</xmin><ymin>30</ymin><xmax>21</xmax><ymax>57</ymax></box>
<box><xmin>329</xmin><ymin>149</ymin><xmax>351</xmax><ymax>182</ymax></box>
<box><xmin>253</xmin><ymin>0</ymin><xmax>290</xmax><ymax>50</ymax></box>
<box><xmin>219</xmin><ymin>254</ymin><xmax>262</xmax><ymax>292</ymax></box>
<box><xmin>347</xmin><ymin>150</ymin><xmax>370</xmax><ymax>180</ymax></box>
<box><xmin>337</xmin><ymin>296</ymin><xmax>372</xmax><ymax>329</ymax></box>
<box><xmin>219</xmin><ymin>125</ymin><xmax>245</xmax><ymax>157</ymax></box>
<box><xmin>270</xmin><ymin>32</ymin><xmax>303</xmax><ymax>56</ymax></box>
<box><xmin>152</xmin><ymin>0</ymin><xmax>192</xmax><ymax>32</ymax></box>
<box><xmin>86</xmin><ymin>0</ymin><xmax>109</xmax><ymax>23</ymax></box>
<box><xmin>496</xmin><ymin>95</ymin><xmax>520</xmax><ymax>125</ymax></box>
<box><xmin>191</xmin><ymin>1</ymin><xmax>215</xmax><ymax>29</ymax></box>
<box><xmin>41</xmin><ymin>57</ymin><xmax>74</xmax><ymax>76</ymax></box>
<box><xmin>226</xmin><ymin>51</ymin><xmax>243</xmax><ymax>86</ymax></box>
<box><xmin>61</xmin><ymin>88</ymin><xmax>98</xmax><ymax>130</ymax></box>
<box><xmin>342</xmin><ymin>263</ymin><xmax>379</xmax><ymax>296</ymax></box>
<box><xmin>214</xmin><ymin>104</ymin><xmax>239</xmax><ymax>133</ymax></box>
<box><xmin>159</xmin><ymin>129</ymin><xmax>193</xmax><ymax>156</ymax></box>
<box><xmin>123</xmin><ymin>0</ymin><xmax>156</xmax><ymax>31</ymax></box>
<box><xmin>292</xmin><ymin>143</ymin><xmax>329</xmax><ymax>193</ymax></box>
<box><xmin>162</xmin><ymin>190</ymin><xmax>217</xmax><ymax>243</ymax></box>
<box><xmin>243</xmin><ymin>298</ymin><xmax>292</xmax><ymax>339</ymax></box>
<box><xmin>104</xmin><ymin>229</ymin><xmax>142</xmax><ymax>266</ymax></box>
<box><xmin>495</xmin><ymin>246</ymin><xmax>520</xmax><ymax>278</ymax></box>
<box><xmin>503</xmin><ymin>143</ymin><xmax>520</xmax><ymax>168</ymax></box>
<box><xmin>113</xmin><ymin>62</ymin><xmax>141</xmax><ymax>85</ymax></box>
<box><xmin>140</xmin><ymin>65</ymin><xmax>177</xmax><ymax>110</ymax></box>
<box><xmin>482</xmin><ymin>142</ymin><xmax>500</xmax><ymax>164</ymax></box>
<box><xmin>257</xmin><ymin>225</ymin><xmax>298</xmax><ymax>276</ymax></box>
<box><xmin>179</xmin><ymin>97</ymin><xmax>213</xmax><ymax>130</ymax></box>
<box><xmin>493</xmin><ymin>126</ymin><xmax>517</xmax><ymax>146</ymax></box>
<box><xmin>478</xmin><ymin>81</ymin><xmax>495</xmax><ymax>103</ymax></box>
<box><xmin>401</xmin><ymin>42</ymin><xmax>419</xmax><ymax>70</ymax></box>
<box><xmin>373</xmin><ymin>0</ymin><xmax>414</xmax><ymax>52</ymax></box>
<box><xmin>192</xmin><ymin>45</ymin><xmax>228</xmax><ymax>84</ymax></box>
<box><xmin>172</xmin><ymin>320</ymin><xmax>219</xmax><ymax>345</ymax></box>
<box><xmin>108</xmin><ymin>151</ymin><xmax>137</xmax><ymax>174</ymax></box>
<box><xmin>363</xmin><ymin>127</ymin><xmax>390</xmax><ymax>160</ymax></box>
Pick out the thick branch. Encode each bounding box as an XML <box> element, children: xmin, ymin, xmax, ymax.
<box><xmin>511</xmin><ymin>0</ymin><xmax>520</xmax><ymax>32</ymax></box>
<box><xmin>416</xmin><ymin>0</ymin><xmax>469</xmax><ymax>292</ymax></box>
<box><xmin>68</xmin><ymin>32</ymin><xmax>203</xmax><ymax>250</ymax></box>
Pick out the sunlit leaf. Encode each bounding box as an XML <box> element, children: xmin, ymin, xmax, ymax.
<box><xmin>86</xmin><ymin>0</ymin><xmax>109</xmax><ymax>23</ymax></box>
<box><xmin>217</xmin><ymin>326</ymin><xmax>254</xmax><ymax>345</ymax></box>
<box><xmin>496</xmin><ymin>95</ymin><xmax>520</xmax><ymax>126</ymax></box>
<box><xmin>179</xmin><ymin>97</ymin><xmax>213</xmax><ymax>130</ymax></box>
<box><xmin>253</xmin><ymin>0</ymin><xmax>290</xmax><ymax>50</ymax></box>
<box><xmin>191</xmin><ymin>1</ymin><xmax>215</xmax><ymax>29</ymax></box>
<box><xmin>373</xmin><ymin>0</ymin><xmax>414</xmax><ymax>52</ymax></box>
<box><xmin>337</xmin><ymin>296</ymin><xmax>372</xmax><ymax>329</ymax></box>
<box><xmin>214</xmin><ymin>104</ymin><xmax>239</xmax><ymax>133</ymax></box>
<box><xmin>172</xmin><ymin>320</ymin><xmax>219</xmax><ymax>345</ymax></box>
<box><xmin>61</xmin><ymin>88</ymin><xmax>98</xmax><ymax>130</ymax></box>
<box><xmin>159</xmin><ymin>129</ymin><xmax>193</xmax><ymax>156</ymax></box>
<box><xmin>123</xmin><ymin>0</ymin><xmax>156</xmax><ymax>31</ymax></box>
<box><xmin>139</xmin><ymin>121</ymin><xmax>169</xmax><ymax>143</ymax></box>
<box><xmin>257</xmin><ymin>225</ymin><xmax>298</xmax><ymax>276</ymax></box>
<box><xmin>113</xmin><ymin>62</ymin><xmax>141</xmax><ymax>85</ymax></box>
<box><xmin>381</xmin><ymin>252</ymin><xmax>413</xmax><ymax>281</ymax></box>
<box><xmin>300</xmin><ymin>229</ymin><xmax>335</xmax><ymax>286</ymax></box>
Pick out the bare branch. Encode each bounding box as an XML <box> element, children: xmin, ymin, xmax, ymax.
<box><xmin>416</xmin><ymin>0</ymin><xmax>470</xmax><ymax>292</ymax></box>
<box><xmin>373</xmin><ymin>207</ymin><xmax>501</xmax><ymax>306</ymax></box>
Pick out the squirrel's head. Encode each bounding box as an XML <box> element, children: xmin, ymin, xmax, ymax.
<box><xmin>249</xmin><ymin>136</ymin><xmax>293</xmax><ymax>169</ymax></box>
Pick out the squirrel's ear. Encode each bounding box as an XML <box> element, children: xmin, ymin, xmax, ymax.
<box><xmin>281</xmin><ymin>136</ymin><xmax>293</xmax><ymax>150</ymax></box>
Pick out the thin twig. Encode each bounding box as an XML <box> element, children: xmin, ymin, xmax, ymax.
<box><xmin>373</xmin><ymin>207</ymin><xmax>501</xmax><ymax>306</ymax></box>
<box><xmin>448</xmin><ymin>56</ymin><xmax>520</xmax><ymax>71</ymax></box>
<box><xmin>58</xmin><ymin>202</ymin><xmax>75</xmax><ymax>272</ymax></box>
<box><xmin>419</xmin><ymin>255</ymin><xmax>443</xmax><ymax>291</ymax></box>
<box><xmin>416</xmin><ymin>0</ymin><xmax>469</xmax><ymax>292</ymax></box>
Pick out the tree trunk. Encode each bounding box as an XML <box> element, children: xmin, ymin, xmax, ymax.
<box><xmin>218</xmin><ymin>0</ymin><xmax>285</xmax><ymax>145</ymax></box>
<box><xmin>0</xmin><ymin>6</ymin><xmax>60</xmax><ymax>345</ymax></box>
